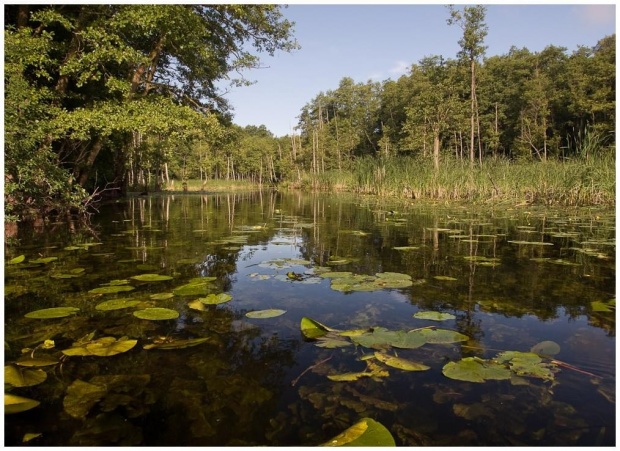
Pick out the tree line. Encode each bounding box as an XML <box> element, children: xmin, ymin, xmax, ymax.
<box><xmin>4</xmin><ymin>5</ymin><xmax>615</xmax><ymax>220</ymax></box>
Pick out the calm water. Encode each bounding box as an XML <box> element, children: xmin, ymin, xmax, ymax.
<box><xmin>4</xmin><ymin>191</ymin><xmax>615</xmax><ymax>446</ymax></box>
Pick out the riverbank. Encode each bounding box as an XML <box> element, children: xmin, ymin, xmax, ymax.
<box><xmin>280</xmin><ymin>155</ymin><xmax>615</xmax><ymax>207</ymax></box>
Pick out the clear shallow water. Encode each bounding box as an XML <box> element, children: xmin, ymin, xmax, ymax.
<box><xmin>4</xmin><ymin>192</ymin><xmax>615</xmax><ymax>446</ymax></box>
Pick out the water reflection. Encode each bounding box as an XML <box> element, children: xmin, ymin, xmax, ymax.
<box><xmin>4</xmin><ymin>192</ymin><xmax>615</xmax><ymax>445</ymax></box>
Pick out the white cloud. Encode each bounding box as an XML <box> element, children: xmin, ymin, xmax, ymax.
<box><xmin>389</xmin><ymin>60</ymin><xmax>410</xmax><ymax>76</ymax></box>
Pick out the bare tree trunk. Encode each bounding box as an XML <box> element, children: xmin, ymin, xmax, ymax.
<box><xmin>470</xmin><ymin>59</ymin><xmax>476</xmax><ymax>166</ymax></box>
<box><xmin>433</xmin><ymin>132</ymin><xmax>440</xmax><ymax>171</ymax></box>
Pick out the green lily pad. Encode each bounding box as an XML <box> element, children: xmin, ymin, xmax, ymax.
<box><xmin>494</xmin><ymin>351</ymin><xmax>556</xmax><ymax>381</ymax></box>
<box><xmin>62</xmin><ymin>337</ymin><xmax>137</xmax><ymax>357</ymax></box>
<box><xmin>176</xmin><ymin>258</ymin><xmax>202</xmax><ymax>264</ymax></box>
<box><xmin>245</xmin><ymin>309</ymin><xmax>286</xmax><ymax>319</ymax></box>
<box><xmin>198</xmin><ymin>293</ymin><xmax>232</xmax><ymax>305</ymax></box>
<box><xmin>150</xmin><ymin>292</ymin><xmax>174</xmax><ymax>301</ymax></box>
<box><xmin>8</xmin><ymin>255</ymin><xmax>25</xmax><ymax>265</ymax></box>
<box><xmin>25</xmin><ymin>307</ymin><xmax>80</xmax><ymax>319</ymax></box>
<box><xmin>89</xmin><ymin>285</ymin><xmax>135</xmax><ymax>295</ymax></box>
<box><xmin>29</xmin><ymin>257</ymin><xmax>58</xmax><ymax>264</ymax></box>
<box><xmin>530</xmin><ymin>341</ymin><xmax>561</xmax><ymax>356</ymax></box>
<box><xmin>101</xmin><ymin>279</ymin><xmax>131</xmax><ymax>286</ymax></box>
<box><xmin>319</xmin><ymin>271</ymin><xmax>354</xmax><ymax>279</ymax></box>
<box><xmin>413</xmin><ymin>328</ymin><xmax>469</xmax><ymax>344</ymax></box>
<box><xmin>5</xmin><ymin>394</ymin><xmax>40</xmax><ymax>414</ymax></box>
<box><xmin>315</xmin><ymin>335</ymin><xmax>354</xmax><ymax>348</ymax></box>
<box><xmin>133</xmin><ymin>308</ymin><xmax>179</xmax><ymax>320</ymax></box>
<box><xmin>413</xmin><ymin>311</ymin><xmax>456</xmax><ymax>321</ymax></box>
<box><xmin>300</xmin><ymin>317</ymin><xmax>334</xmax><ymax>339</ymax></box>
<box><xmin>15</xmin><ymin>356</ymin><xmax>59</xmax><ymax>367</ymax></box>
<box><xmin>143</xmin><ymin>337</ymin><xmax>210</xmax><ymax>350</ymax></box>
<box><xmin>351</xmin><ymin>328</ymin><xmax>426</xmax><ymax>350</ymax></box>
<box><xmin>508</xmin><ymin>241</ymin><xmax>553</xmax><ymax>246</ymax></box>
<box><xmin>63</xmin><ymin>379</ymin><xmax>106</xmax><ymax>419</ymax></box>
<box><xmin>591</xmin><ymin>299</ymin><xmax>615</xmax><ymax>313</ymax></box>
<box><xmin>374</xmin><ymin>352</ymin><xmax>430</xmax><ymax>371</ymax></box>
<box><xmin>95</xmin><ymin>298</ymin><xmax>141</xmax><ymax>311</ymax></box>
<box><xmin>442</xmin><ymin>357</ymin><xmax>511</xmax><ymax>383</ymax></box>
<box><xmin>130</xmin><ymin>274</ymin><xmax>173</xmax><ymax>282</ymax></box>
<box><xmin>433</xmin><ymin>276</ymin><xmax>457</xmax><ymax>281</ymax></box>
<box><xmin>393</xmin><ymin>246</ymin><xmax>419</xmax><ymax>251</ymax></box>
<box><xmin>5</xmin><ymin>366</ymin><xmax>47</xmax><ymax>387</ymax></box>
<box><xmin>321</xmin><ymin>417</ymin><xmax>395</xmax><ymax>446</ymax></box>
<box><xmin>327</xmin><ymin>372</ymin><xmax>374</xmax><ymax>382</ymax></box>
<box><xmin>172</xmin><ymin>281</ymin><xmax>214</xmax><ymax>296</ymax></box>
<box><xmin>188</xmin><ymin>299</ymin><xmax>207</xmax><ymax>311</ymax></box>
<box><xmin>22</xmin><ymin>433</ymin><xmax>42</xmax><ymax>443</ymax></box>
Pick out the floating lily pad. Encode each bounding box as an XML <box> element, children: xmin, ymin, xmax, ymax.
<box><xmin>22</xmin><ymin>433</ymin><xmax>42</xmax><ymax>443</ymax></box>
<box><xmin>29</xmin><ymin>257</ymin><xmax>58</xmax><ymax>264</ymax></box>
<box><xmin>8</xmin><ymin>255</ymin><xmax>25</xmax><ymax>265</ymax></box>
<box><xmin>130</xmin><ymin>274</ymin><xmax>173</xmax><ymax>282</ymax></box>
<box><xmin>176</xmin><ymin>258</ymin><xmax>202</xmax><ymax>265</ymax></box>
<box><xmin>245</xmin><ymin>309</ymin><xmax>286</xmax><ymax>319</ymax></box>
<box><xmin>62</xmin><ymin>337</ymin><xmax>137</xmax><ymax>357</ymax></box>
<box><xmin>508</xmin><ymin>241</ymin><xmax>553</xmax><ymax>246</ymax></box>
<box><xmin>101</xmin><ymin>279</ymin><xmax>131</xmax><ymax>286</ymax></box>
<box><xmin>63</xmin><ymin>380</ymin><xmax>106</xmax><ymax>419</ymax></box>
<box><xmin>300</xmin><ymin>317</ymin><xmax>334</xmax><ymax>339</ymax></box>
<box><xmin>150</xmin><ymin>292</ymin><xmax>174</xmax><ymax>301</ymax></box>
<box><xmin>374</xmin><ymin>352</ymin><xmax>430</xmax><ymax>371</ymax></box>
<box><xmin>143</xmin><ymin>337</ymin><xmax>210</xmax><ymax>350</ymax></box>
<box><xmin>25</xmin><ymin>307</ymin><xmax>80</xmax><ymax>319</ymax></box>
<box><xmin>89</xmin><ymin>285</ymin><xmax>135</xmax><ymax>295</ymax></box>
<box><xmin>15</xmin><ymin>356</ymin><xmax>59</xmax><ymax>367</ymax></box>
<box><xmin>188</xmin><ymin>299</ymin><xmax>207</xmax><ymax>311</ymax></box>
<box><xmin>413</xmin><ymin>328</ymin><xmax>469</xmax><ymax>344</ymax></box>
<box><xmin>5</xmin><ymin>394</ymin><xmax>40</xmax><ymax>414</ymax></box>
<box><xmin>393</xmin><ymin>246</ymin><xmax>419</xmax><ymax>251</ymax></box>
<box><xmin>442</xmin><ymin>357</ymin><xmax>511</xmax><ymax>383</ymax></box>
<box><xmin>530</xmin><ymin>340</ymin><xmax>561</xmax><ymax>356</ymax></box>
<box><xmin>327</xmin><ymin>372</ymin><xmax>374</xmax><ymax>382</ymax></box>
<box><xmin>133</xmin><ymin>308</ymin><xmax>179</xmax><ymax>320</ymax></box>
<box><xmin>198</xmin><ymin>293</ymin><xmax>232</xmax><ymax>305</ymax></box>
<box><xmin>494</xmin><ymin>351</ymin><xmax>556</xmax><ymax>381</ymax></box>
<box><xmin>315</xmin><ymin>336</ymin><xmax>353</xmax><ymax>348</ymax></box>
<box><xmin>351</xmin><ymin>328</ymin><xmax>426</xmax><ymax>350</ymax></box>
<box><xmin>433</xmin><ymin>276</ymin><xmax>457</xmax><ymax>281</ymax></box>
<box><xmin>172</xmin><ymin>280</ymin><xmax>214</xmax><ymax>296</ymax></box>
<box><xmin>321</xmin><ymin>418</ymin><xmax>395</xmax><ymax>446</ymax></box>
<box><xmin>95</xmin><ymin>298</ymin><xmax>141</xmax><ymax>311</ymax></box>
<box><xmin>413</xmin><ymin>311</ymin><xmax>456</xmax><ymax>321</ymax></box>
<box><xmin>5</xmin><ymin>366</ymin><xmax>47</xmax><ymax>387</ymax></box>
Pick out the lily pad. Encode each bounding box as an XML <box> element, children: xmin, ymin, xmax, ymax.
<box><xmin>62</xmin><ymin>337</ymin><xmax>137</xmax><ymax>357</ymax></box>
<box><xmin>150</xmin><ymin>292</ymin><xmax>174</xmax><ymax>301</ymax></box>
<box><xmin>393</xmin><ymin>246</ymin><xmax>419</xmax><ymax>251</ymax></box>
<box><xmin>351</xmin><ymin>328</ymin><xmax>426</xmax><ymax>350</ymax></box>
<box><xmin>198</xmin><ymin>293</ymin><xmax>232</xmax><ymax>305</ymax></box>
<box><xmin>245</xmin><ymin>309</ymin><xmax>286</xmax><ymax>319</ymax></box>
<box><xmin>15</xmin><ymin>356</ymin><xmax>59</xmax><ymax>367</ymax></box>
<box><xmin>413</xmin><ymin>311</ymin><xmax>456</xmax><ymax>321</ymax></box>
<box><xmin>321</xmin><ymin>417</ymin><xmax>395</xmax><ymax>446</ymax></box>
<box><xmin>433</xmin><ymin>276</ymin><xmax>457</xmax><ymax>281</ymax></box>
<box><xmin>188</xmin><ymin>299</ymin><xmax>207</xmax><ymax>311</ymax></box>
<box><xmin>530</xmin><ymin>340</ymin><xmax>561</xmax><ymax>356</ymax></box>
<box><xmin>315</xmin><ymin>335</ymin><xmax>354</xmax><ymax>348</ymax></box>
<box><xmin>327</xmin><ymin>372</ymin><xmax>374</xmax><ymax>382</ymax></box>
<box><xmin>130</xmin><ymin>273</ymin><xmax>173</xmax><ymax>282</ymax></box>
<box><xmin>8</xmin><ymin>255</ymin><xmax>25</xmax><ymax>265</ymax></box>
<box><xmin>591</xmin><ymin>299</ymin><xmax>615</xmax><ymax>313</ymax></box>
<box><xmin>374</xmin><ymin>352</ymin><xmax>430</xmax><ymax>371</ymax></box>
<box><xmin>63</xmin><ymin>379</ymin><xmax>106</xmax><ymax>419</ymax></box>
<box><xmin>411</xmin><ymin>328</ymin><xmax>469</xmax><ymax>344</ymax></box>
<box><xmin>95</xmin><ymin>298</ymin><xmax>141</xmax><ymax>311</ymax></box>
<box><xmin>5</xmin><ymin>366</ymin><xmax>47</xmax><ymax>387</ymax></box>
<box><xmin>442</xmin><ymin>357</ymin><xmax>511</xmax><ymax>383</ymax></box>
<box><xmin>300</xmin><ymin>317</ymin><xmax>334</xmax><ymax>339</ymax></box>
<box><xmin>5</xmin><ymin>394</ymin><xmax>41</xmax><ymax>414</ymax></box>
<box><xmin>29</xmin><ymin>257</ymin><xmax>58</xmax><ymax>264</ymax></box>
<box><xmin>133</xmin><ymin>308</ymin><xmax>179</xmax><ymax>321</ymax></box>
<box><xmin>508</xmin><ymin>241</ymin><xmax>553</xmax><ymax>246</ymax></box>
<box><xmin>143</xmin><ymin>337</ymin><xmax>210</xmax><ymax>350</ymax></box>
<box><xmin>89</xmin><ymin>285</ymin><xmax>135</xmax><ymax>295</ymax></box>
<box><xmin>172</xmin><ymin>280</ymin><xmax>214</xmax><ymax>296</ymax></box>
<box><xmin>25</xmin><ymin>307</ymin><xmax>80</xmax><ymax>319</ymax></box>
<box><xmin>494</xmin><ymin>351</ymin><xmax>556</xmax><ymax>381</ymax></box>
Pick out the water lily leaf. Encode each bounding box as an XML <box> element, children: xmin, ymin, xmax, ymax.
<box><xmin>508</xmin><ymin>241</ymin><xmax>553</xmax><ymax>246</ymax></box>
<box><xmin>8</xmin><ymin>255</ymin><xmax>25</xmax><ymax>265</ymax></box>
<box><xmin>327</xmin><ymin>372</ymin><xmax>373</xmax><ymax>382</ymax></box>
<box><xmin>176</xmin><ymin>258</ymin><xmax>202</xmax><ymax>264</ymax></box>
<box><xmin>5</xmin><ymin>394</ymin><xmax>40</xmax><ymax>414</ymax></box>
<box><xmin>143</xmin><ymin>337</ymin><xmax>210</xmax><ymax>350</ymax></box>
<box><xmin>591</xmin><ymin>299</ymin><xmax>615</xmax><ymax>313</ymax></box>
<box><xmin>101</xmin><ymin>279</ymin><xmax>131</xmax><ymax>286</ymax></box>
<box><xmin>442</xmin><ymin>357</ymin><xmax>511</xmax><ymax>383</ymax></box>
<box><xmin>413</xmin><ymin>311</ymin><xmax>456</xmax><ymax>321</ymax></box>
<box><xmin>301</xmin><ymin>317</ymin><xmax>334</xmax><ymax>339</ymax></box>
<box><xmin>95</xmin><ymin>298</ymin><xmax>141</xmax><ymax>311</ymax></box>
<box><xmin>494</xmin><ymin>351</ymin><xmax>555</xmax><ymax>381</ymax></box>
<box><xmin>245</xmin><ymin>309</ymin><xmax>286</xmax><ymax>319</ymax></box>
<box><xmin>530</xmin><ymin>341</ymin><xmax>561</xmax><ymax>356</ymax></box>
<box><xmin>133</xmin><ymin>308</ymin><xmax>179</xmax><ymax>320</ymax></box>
<box><xmin>172</xmin><ymin>281</ymin><xmax>213</xmax><ymax>296</ymax></box>
<box><xmin>63</xmin><ymin>379</ymin><xmax>106</xmax><ymax>418</ymax></box>
<box><xmin>62</xmin><ymin>337</ymin><xmax>137</xmax><ymax>357</ymax></box>
<box><xmin>29</xmin><ymin>257</ymin><xmax>58</xmax><ymax>264</ymax></box>
<box><xmin>374</xmin><ymin>352</ymin><xmax>430</xmax><ymax>371</ymax></box>
<box><xmin>351</xmin><ymin>328</ymin><xmax>426</xmax><ymax>350</ymax></box>
<box><xmin>89</xmin><ymin>286</ymin><xmax>135</xmax><ymax>294</ymax></box>
<box><xmin>149</xmin><ymin>292</ymin><xmax>174</xmax><ymax>301</ymax></box>
<box><xmin>319</xmin><ymin>271</ymin><xmax>354</xmax><ymax>279</ymax></box>
<box><xmin>375</xmin><ymin>272</ymin><xmax>411</xmax><ymax>281</ymax></box>
<box><xmin>25</xmin><ymin>307</ymin><xmax>80</xmax><ymax>319</ymax></box>
<box><xmin>412</xmin><ymin>328</ymin><xmax>469</xmax><ymax>344</ymax></box>
<box><xmin>433</xmin><ymin>276</ymin><xmax>457</xmax><ymax>281</ymax></box>
<box><xmin>321</xmin><ymin>417</ymin><xmax>395</xmax><ymax>446</ymax></box>
<box><xmin>5</xmin><ymin>366</ymin><xmax>47</xmax><ymax>387</ymax></box>
<box><xmin>315</xmin><ymin>336</ymin><xmax>353</xmax><ymax>348</ymax></box>
<box><xmin>188</xmin><ymin>299</ymin><xmax>207</xmax><ymax>311</ymax></box>
<box><xmin>199</xmin><ymin>293</ymin><xmax>232</xmax><ymax>305</ymax></box>
<box><xmin>22</xmin><ymin>433</ymin><xmax>42</xmax><ymax>443</ymax></box>
<box><xmin>393</xmin><ymin>246</ymin><xmax>419</xmax><ymax>251</ymax></box>
<box><xmin>15</xmin><ymin>356</ymin><xmax>59</xmax><ymax>367</ymax></box>
<box><xmin>130</xmin><ymin>274</ymin><xmax>173</xmax><ymax>282</ymax></box>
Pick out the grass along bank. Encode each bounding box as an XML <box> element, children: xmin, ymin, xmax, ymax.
<box><xmin>280</xmin><ymin>154</ymin><xmax>615</xmax><ymax>207</ymax></box>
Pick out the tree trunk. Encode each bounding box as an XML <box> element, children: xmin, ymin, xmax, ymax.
<box><xmin>470</xmin><ymin>58</ymin><xmax>476</xmax><ymax>166</ymax></box>
<box><xmin>77</xmin><ymin>137</ymin><xmax>104</xmax><ymax>188</ymax></box>
<box><xmin>433</xmin><ymin>132</ymin><xmax>440</xmax><ymax>171</ymax></box>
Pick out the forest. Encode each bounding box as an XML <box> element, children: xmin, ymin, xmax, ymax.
<box><xmin>4</xmin><ymin>5</ymin><xmax>616</xmax><ymax>221</ymax></box>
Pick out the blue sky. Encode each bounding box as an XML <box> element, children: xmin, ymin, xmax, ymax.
<box><xmin>218</xmin><ymin>3</ymin><xmax>616</xmax><ymax>137</ymax></box>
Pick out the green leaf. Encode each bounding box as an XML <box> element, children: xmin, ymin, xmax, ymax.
<box><xmin>198</xmin><ymin>293</ymin><xmax>232</xmax><ymax>305</ymax></box>
<box><xmin>327</xmin><ymin>372</ymin><xmax>373</xmax><ymax>382</ymax></box>
<box><xmin>433</xmin><ymin>276</ymin><xmax>457</xmax><ymax>281</ymax></box>
<box><xmin>4</xmin><ymin>366</ymin><xmax>47</xmax><ymax>387</ymax></box>
<box><xmin>393</xmin><ymin>246</ymin><xmax>419</xmax><ymax>251</ymax></box>
<box><xmin>63</xmin><ymin>379</ymin><xmax>106</xmax><ymax>419</ymax></box>
<box><xmin>300</xmin><ymin>317</ymin><xmax>334</xmax><ymax>339</ymax></box>
<box><xmin>133</xmin><ymin>308</ymin><xmax>179</xmax><ymax>320</ymax></box>
<box><xmin>150</xmin><ymin>292</ymin><xmax>174</xmax><ymax>301</ymax></box>
<box><xmin>62</xmin><ymin>337</ymin><xmax>137</xmax><ymax>357</ymax></box>
<box><xmin>15</xmin><ymin>356</ymin><xmax>59</xmax><ymax>367</ymax></box>
<box><xmin>374</xmin><ymin>352</ymin><xmax>430</xmax><ymax>371</ymax></box>
<box><xmin>25</xmin><ymin>307</ymin><xmax>80</xmax><ymax>319</ymax></box>
<box><xmin>412</xmin><ymin>328</ymin><xmax>469</xmax><ymax>344</ymax></box>
<box><xmin>591</xmin><ymin>299</ymin><xmax>615</xmax><ymax>313</ymax></box>
<box><xmin>321</xmin><ymin>417</ymin><xmax>395</xmax><ymax>446</ymax></box>
<box><xmin>89</xmin><ymin>285</ymin><xmax>135</xmax><ymax>294</ymax></box>
<box><xmin>351</xmin><ymin>328</ymin><xmax>426</xmax><ymax>350</ymax></box>
<box><xmin>530</xmin><ymin>341</ymin><xmax>561</xmax><ymax>356</ymax></box>
<box><xmin>29</xmin><ymin>257</ymin><xmax>58</xmax><ymax>264</ymax></box>
<box><xmin>508</xmin><ymin>241</ymin><xmax>553</xmax><ymax>246</ymax></box>
<box><xmin>172</xmin><ymin>281</ymin><xmax>213</xmax><ymax>296</ymax></box>
<box><xmin>130</xmin><ymin>273</ymin><xmax>173</xmax><ymax>282</ymax></box>
<box><xmin>442</xmin><ymin>357</ymin><xmax>511</xmax><ymax>383</ymax></box>
<box><xmin>245</xmin><ymin>309</ymin><xmax>286</xmax><ymax>319</ymax></box>
<box><xmin>5</xmin><ymin>394</ymin><xmax>41</xmax><ymax>414</ymax></box>
<box><xmin>8</xmin><ymin>255</ymin><xmax>25</xmax><ymax>265</ymax></box>
<box><xmin>143</xmin><ymin>337</ymin><xmax>210</xmax><ymax>350</ymax></box>
<box><xmin>95</xmin><ymin>298</ymin><xmax>141</xmax><ymax>311</ymax></box>
<box><xmin>413</xmin><ymin>311</ymin><xmax>456</xmax><ymax>321</ymax></box>
<box><xmin>494</xmin><ymin>351</ymin><xmax>556</xmax><ymax>381</ymax></box>
<box><xmin>315</xmin><ymin>336</ymin><xmax>354</xmax><ymax>348</ymax></box>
